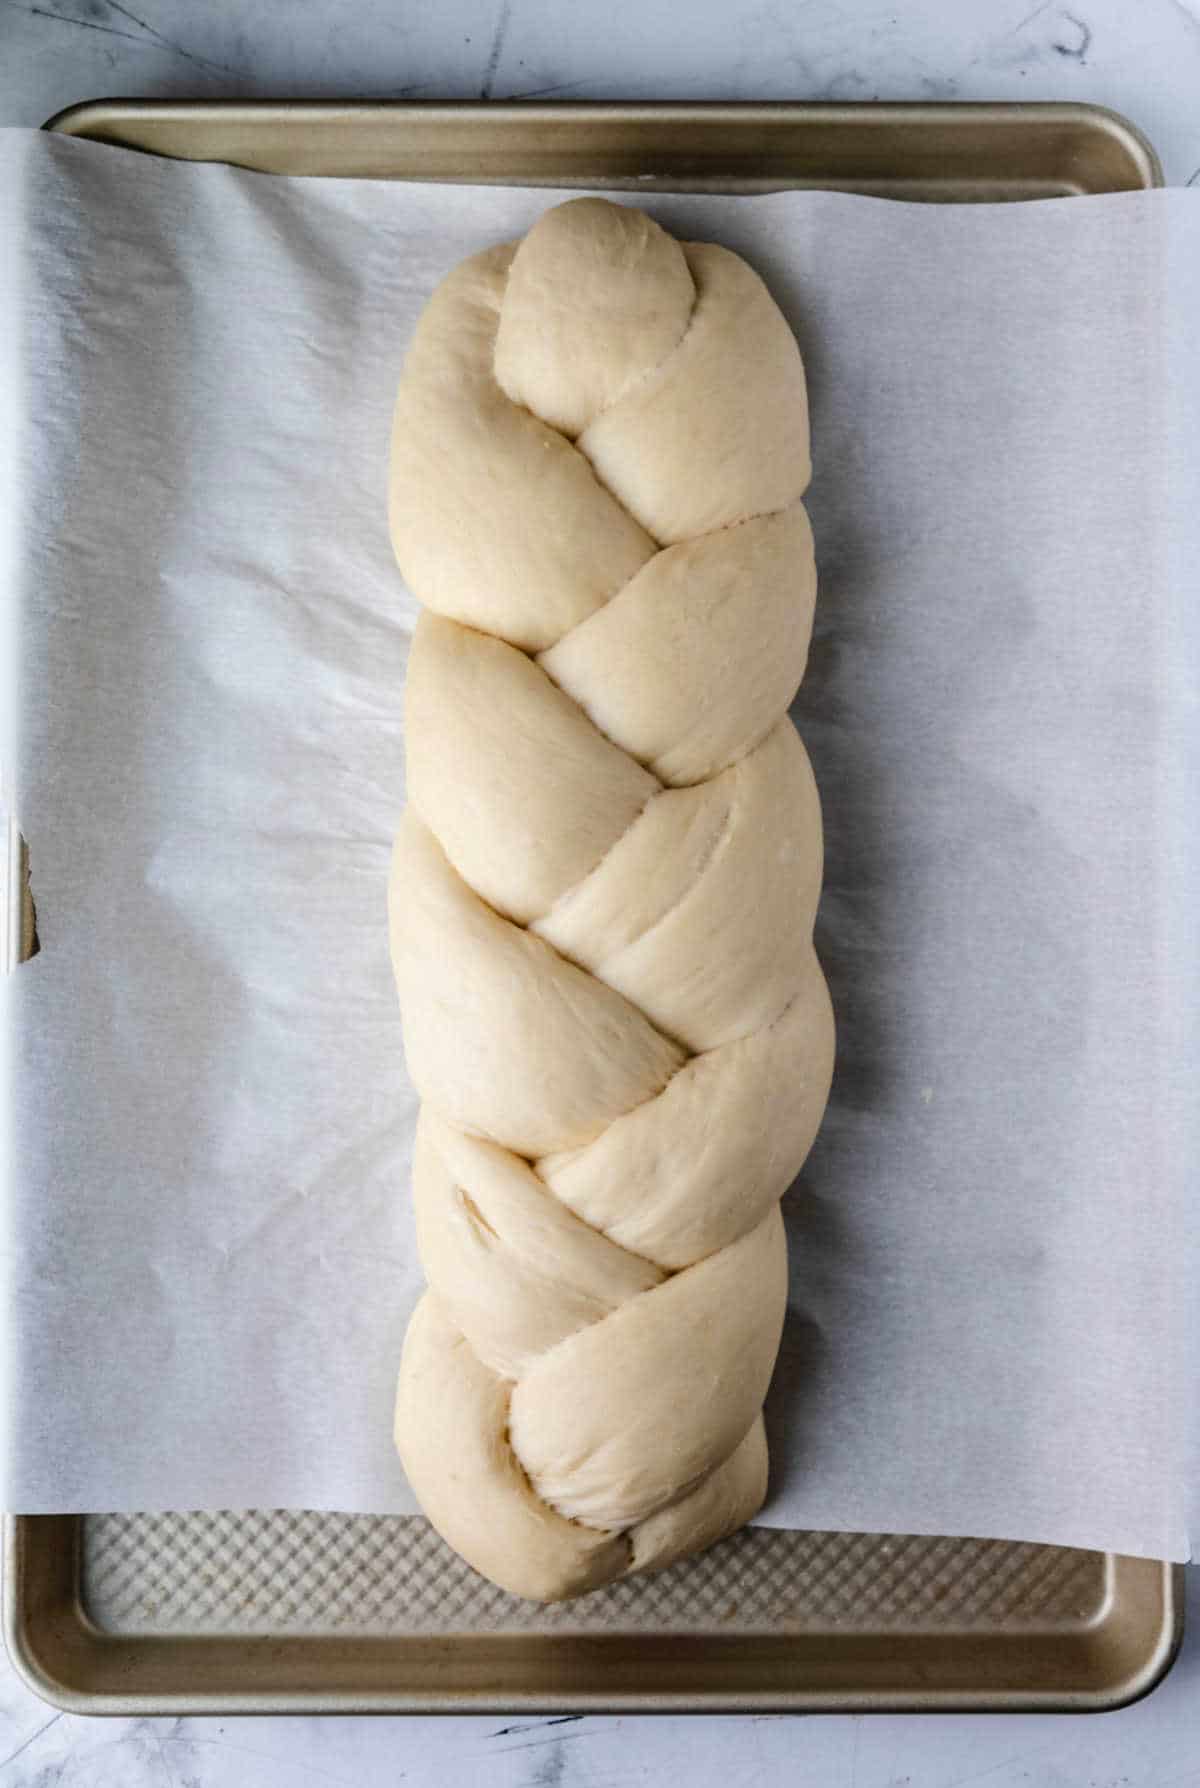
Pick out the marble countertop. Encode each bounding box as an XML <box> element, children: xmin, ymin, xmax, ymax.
<box><xmin>1</xmin><ymin>0</ymin><xmax>1199</xmax><ymax>185</ymax></box>
<box><xmin>2</xmin><ymin>0</ymin><xmax>1198</xmax><ymax>1781</ymax></box>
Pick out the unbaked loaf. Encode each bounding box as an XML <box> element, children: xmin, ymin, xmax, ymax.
<box><xmin>388</xmin><ymin>198</ymin><xmax>834</xmax><ymax>1603</ymax></box>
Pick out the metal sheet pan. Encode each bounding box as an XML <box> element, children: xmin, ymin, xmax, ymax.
<box><xmin>3</xmin><ymin>98</ymin><xmax>1177</xmax><ymax>1717</ymax></box>
<box><xmin>44</xmin><ymin>98</ymin><xmax>1162</xmax><ymax>197</ymax></box>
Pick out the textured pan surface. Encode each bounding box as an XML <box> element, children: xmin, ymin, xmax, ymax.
<box><xmin>82</xmin><ymin>1513</ymin><xmax>1106</xmax><ymax>1635</ymax></box>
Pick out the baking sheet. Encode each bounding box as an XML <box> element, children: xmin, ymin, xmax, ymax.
<box><xmin>43</xmin><ymin>98</ymin><xmax>1163</xmax><ymax>197</ymax></box>
<box><xmin>1</xmin><ymin>127</ymin><xmax>1197</xmax><ymax>1561</ymax></box>
<box><xmin>6</xmin><ymin>1513</ymin><xmax>1178</xmax><ymax>1715</ymax></box>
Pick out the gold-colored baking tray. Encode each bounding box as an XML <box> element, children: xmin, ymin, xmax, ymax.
<box><xmin>3</xmin><ymin>99</ymin><xmax>1177</xmax><ymax>1717</ymax></box>
<box><xmin>45</xmin><ymin>98</ymin><xmax>1161</xmax><ymax>197</ymax></box>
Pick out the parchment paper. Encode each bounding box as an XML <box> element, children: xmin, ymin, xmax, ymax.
<box><xmin>1</xmin><ymin>129</ymin><xmax>1196</xmax><ymax>1560</ymax></box>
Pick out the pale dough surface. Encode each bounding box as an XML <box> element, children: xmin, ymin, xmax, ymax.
<box><xmin>389</xmin><ymin>197</ymin><xmax>833</xmax><ymax>1601</ymax></box>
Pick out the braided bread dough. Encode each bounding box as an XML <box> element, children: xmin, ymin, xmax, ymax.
<box><xmin>388</xmin><ymin>198</ymin><xmax>834</xmax><ymax>1602</ymax></box>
